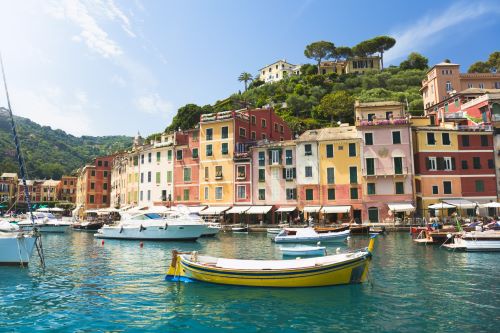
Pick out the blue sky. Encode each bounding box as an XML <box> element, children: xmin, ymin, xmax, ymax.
<box><xmin>0</xmin><ymin>0</ymin><xmax>499</xmax><ymax>136</ymax></box>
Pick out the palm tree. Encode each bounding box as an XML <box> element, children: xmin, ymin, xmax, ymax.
<box><xmin>238</xmin><ymin>72</ymin><xmax>253</xmax><ymax>92</ymax></box>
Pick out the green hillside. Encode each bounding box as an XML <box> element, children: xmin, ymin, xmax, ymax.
<box><xmin>0</xmin><ymin>109</ymin><xmax>132</xmax><ymax>179</ymax></box>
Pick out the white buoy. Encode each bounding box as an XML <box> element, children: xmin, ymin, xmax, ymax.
<box><xmin>336</xmin><ymin>247</ymin><xmax>341</xmax><ymax>254</ymax></box>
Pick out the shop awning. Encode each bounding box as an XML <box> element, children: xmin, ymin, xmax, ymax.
<box><xmin>226</xmin><ymin>206</ymin><xmax>251</xmax><ymax>214</ymax></box>
<box><xmin>443</xmin><ymin>199</ymin><xmax>478</xmax><ymax>209</ymax></box>
<box><xmin>481</xmin><ymin>202</ymin><xmax>500</xmax><ymax>208</ymax></box>
<box><xmin>428</xmin><ymin>203</ymin><xmax>455</xmax><ymax>209</ymax></box>
<box><xmin>246</xmin><ymin>206</ymin><xmax>273</xmax><ymax>214</ymax></box>
<box><xmin>199</xmin><ymin>206</ymin><xmax>230</xmax><ymax>215</ymax></box>
<box><xmin>387</xmin><ymin>203</ymin><xmax>415</xmax><ymax>212</ymax></box>
<box><xmin>276</xmin><ymin>207</ymin><xmax>296</xmax><ymax>212</ymax></box>
<box><xmin>187</xmin><ymin>205</ymin><xmax>207</xmax><ymax>213</ymax></box>
<box><xmin>321</xmin><ymin>206</ymin><xmax>351</xmax><ymax>214</ymax></box>
<box><xmin>303</xmin><ymin>206</ymin><xmax>322</xmax><ymax>213</ymax></box>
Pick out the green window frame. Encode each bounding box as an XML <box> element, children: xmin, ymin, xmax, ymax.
<box><xmin>326</xmin><ymin>144</ymin><xmax>333</xmax><ymax>158</ymax></box>
<box><xmin>326</xmin><ymin>167</ymin><xmax>335</xmax><ymax>184</ymax></box>
<box><xmin>392</xmin><ymin>131</ymin><xmax>401</xmax><ymax>144</ymax></box>
<box><xmin>156</xmin><ymin>151</ymin><xmax>161</xmax><ymax>162</ymax></box>
<box><xmin>156</xmin><ymin>172</ymin><xmax>161</xmax><ymax>184</ymax></box>
<box><xmin>365</xmin><ymin>133</ymin><xmax>373</xmax><ymax>145</ymax></box>
<box><xmin>166</xmin><ymin>171</ymin><xmax>172</xmax><ymax>183</ymax></box>
<box><xmin>206</xmin><ymin>144</ymin><xmax>213</xmax><ymax>157</ymax></box>
<box><xmin>348</xmin><ymin>143</ymin><xmax>356</xmax><ymax>157</ymax></box>
<box><xmin>258</xmin><ymin>169</ymin><xmax>265</xmax><ymax>182</ymax></box>
<box><xmin>192</xmin><ymin>148</ymin><xmax>198</xmax><ymax>158</ymax></box>
<box><xmin>327</xmin><ymin>188</ymin><xmax>335</xmax><ymax>200</ymax></box>
<box><xmin>367</xmin><ymin>183</ymin><xmax>376</xmax><ymax>195</ymax></box>
<box><xmin>305</xmin><ymin>189</ymin><xmax>313</xmax><ymax>201</ymax></box>
<box><xmin>349</xmin><ymin>166</ymin><xmax>357</xmax><ymax>184</ymax></box>
<box><xmin>395</xmin><ymin>182</ymin><xmax>404</xmax><ymax>194</ymax></box>
<box><xmin>475</xmin><ymin>180</ymin><xmax>484</xmax><ymax>192</ymax></box>
<box><xmin>221</xmin><ymin>143</ymin><xmax>229</xmax><ymax>155</ymax></box>
<box><xmin>350</xmin><ymin>188</ymin><xmax>358</xmax><ymax>199</ymax></box>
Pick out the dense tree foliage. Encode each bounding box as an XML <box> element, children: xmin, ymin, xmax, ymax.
<box><xmin>165</xmin><ymin>103</ymin><xmax>213</xmax><ymax>132</ymax></box>
<box><xmin>399</xmin><ymin>52</ymin><xmax>429</xmax><ymax>70</ymax></box>
<box><xmin>304</xmin><ymin>41</ymin><xmax>336</xmax><ymax>74</ymax></box>
<box><xmin>0</xmin><ymin>109</ymin><xmax>131</xmax><ymax>179</ymax></box>
<box><xmin>317</xmin><ymin>91</ymin><xmax>355</xmax><ymax>125</ymax></box>
<box><xmin>468</xmin><ymin>51</ymin><xmax>500</xmax><ymax>73</ymax></box>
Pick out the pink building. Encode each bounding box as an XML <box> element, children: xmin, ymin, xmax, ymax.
<box><xmin>421</xmin><ymin>61</ymin><xmax>500</xmax><ymax>112</ymax></box>
<box><xmin>355</xmin><ymin>101</ymin><xmax>415</xmax><ymax>223</ymax></box>
<box><xmin>251</xmin><ymin>140</ymin><xmax>298</xmax><ymax>224</ymax></box>
<box><xmin>173</xmin><ymin>129</ymin><xmax>200</xmax><ymax>205</ymax></box>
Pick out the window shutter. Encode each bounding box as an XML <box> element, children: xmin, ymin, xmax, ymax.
<box><xmin>282</xmin><ymin>168</ymin><xmax>286</xmax><ymax>179</ymax></box>
<box><xmin>451</xmin><ymin>157</ymin><xmax>456</xmax><ymax>170</ymax></box>
<box><xmin>437</xmin><ymin>157</ymin><xmax>444</xmax><ymax>170</ymax></box>
<box><xmin>293</xmin><ymin>168</ymin><xmax>296</xmax><ymax>178</ymax></box>
<box><xmin>268</xmin><ymin>150</ymin><xmax>272</xmax><ymax>164</ymax></box>
<box><xmin>426</xmin><ymin>157</ymin><xmax>431</xmax><ymax>170</ymax></box>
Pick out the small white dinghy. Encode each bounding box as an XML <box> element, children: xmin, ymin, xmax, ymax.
<box><xmin>280</xmin><ymin>245</ymin><xmax>327</xmax><ymax>257</ymax></box>
<box><xmin>274</xmin><ymin>228</ymin><xmax>350</xmax><ymax>243</ymax></box>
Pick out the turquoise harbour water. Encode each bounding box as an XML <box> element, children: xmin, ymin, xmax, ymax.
<box><xmin>0</xmin><ymin>231</ymin><xmax>499</xmax><ymax>332</ymax></box>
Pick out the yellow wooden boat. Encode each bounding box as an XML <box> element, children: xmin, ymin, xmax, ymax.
<box><xmin>165</xmin><ymin>236</ymin><xmax>376</xmax><ymax>287</ymax></box>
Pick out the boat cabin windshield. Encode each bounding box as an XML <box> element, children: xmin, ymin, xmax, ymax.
<box><xmin>34</xmin><ymin>212</ymin><xmax>56</xmax><ymax>219</ymax></box>
<box><xmin>131</xmin><ymin>213</ymin><xmax>163</xmax><ymax>220</ymax></box>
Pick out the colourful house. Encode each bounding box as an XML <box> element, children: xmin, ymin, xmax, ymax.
<box><xmin>317</xmin><ymin>126</ymin><xmax>363</xmax><ymax>223</ymax></box>
<box><xmin>174</xmin><ymin>129</ymin><xmax>200</xmax><ymax>206</ymax></box>
<box><xmin>413</xmin><ymin>121</ymin><xmax>496</xmax><ymax>218</ymax></box>
<box><xmin>355</xmin><ymin>101</ymin><xmax>415</xmax><ymax>223</ymax></box>
<box><xmin>251</xmin><ymin>140</ymin><xmax>298</xmax><ymax>224</ymax></box>
<box><xmin>198</xmin><ymin>108</ymin><xmax>292</xmax><ymax>214</ymax></box>
<box><xmin>296</xmin><ymin>126</ymin><xmax>362</xmax><ymax>222</ymax></box>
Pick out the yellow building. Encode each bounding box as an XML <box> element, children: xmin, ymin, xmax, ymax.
<box><xmin>319</xmin><ymin>56</ymin><xmax>381</xmax><ymax>75</ymax></box>
<box><xmin>0</xmin><ymin>173</ymin><xmax>18</xmax><ymax>208</ymax></box>
<box><xmin>199</xmin><ymin>111</ymin><xmax>236</xmax><ymax>206</ymax></box>
<box><xmin>317</xmin><ymin>126</ymin><xmax>363</xmax><ymax>222</ymax></box>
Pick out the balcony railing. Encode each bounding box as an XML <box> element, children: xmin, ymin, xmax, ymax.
<box><xmin>362</xmin><ymin>167</ymin><xmax>409</xmax><ymax>177</ymax></box>
<box><xmin>356</xmin><ymin>117</ymin><xmax>409</xmax><ymax>127</ymax></box>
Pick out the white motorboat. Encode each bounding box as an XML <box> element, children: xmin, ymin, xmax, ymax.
<box><xmin>94</xmin><ymin>211</ymin><xmax>206</xmax><ymax>241</ymax></box>
<box><xmin>0</xmin><ymin>221</ymin><xmax>37</xmax><ymax>266</ymax></box>
<box><xmin>17</xmin><ymin>212</ymin><xmax>71</xmax><ymax>233</ymax></box>
<box><xmin>274</xmin><ymin>228</ymin><xmax>350</xmax><ymax>243</ymax></box>
<box><xmin>446</xmin><ymin>230</ymin><xmax>500</xmax><ymax>251</ymax></box>
<box><xmin>202</xmin><ymin>222</ymin><xmax>221</xmax><ymax>237</ymax></box>
<box><xmin>267</xmin><ymin>224</ymin><xmax>290</xmax><ymax>235</ymax></box>
<box><xmin>280</xmin><ymin>245</ymin><xmax>327</xmax><ymax>256</ymax></box>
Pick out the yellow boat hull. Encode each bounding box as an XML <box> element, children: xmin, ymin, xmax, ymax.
<box><xmin>166</xmin><ymin>237</ymin><xmax>376</xmax><ymax>288</ymax></box>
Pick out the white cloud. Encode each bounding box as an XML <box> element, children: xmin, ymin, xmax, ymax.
<box><xmin>46</xmin><ymin>0</ymin><xmax>125</xmax><ymax>58</ymax></box>
<box><xmin>134</xmin><ymin>93</ymin><xmax>173</xmax><ymax>115</ymax></box>
<box><xmin>385</xmin><ymin>1</ymin><xmax>500</xmax><ymax>64</ymax></box>
<box><xmin>11</xmin><ymin>86</ymin><xmax>94</xmax><ymax>136</ymax></box>
<box><xmin>103</xmin><ymin>0</ymin><xmax>136</xmax><ymax>37</ymax></box>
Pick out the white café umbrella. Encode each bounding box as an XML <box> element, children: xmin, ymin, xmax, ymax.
<box><xmin>428</xmin><ymin>202</ymin><xmax>455</xmax><ymax>210</ymax></box>
<box><xmin>480</xmin><ymin>202</ymin><xmax>500</xmax><ymax>208</ymax></box>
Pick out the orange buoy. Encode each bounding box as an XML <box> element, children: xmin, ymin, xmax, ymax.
<box><xmin>140</xmin><ymin>241</ymin><xmax>144</xmax><ymax>248</ymax></box>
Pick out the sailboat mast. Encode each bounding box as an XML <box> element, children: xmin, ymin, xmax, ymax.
<box><xmin>0</xmin><ymin>54</ymin><xmax>35</xmax><ymax>224</ymax></box>
<box><xmin>0</xmin><ymin>53</ymin><xmax>45</xmax><ymax>268</ymax></box>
